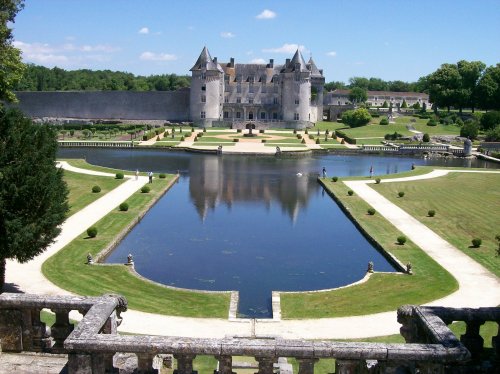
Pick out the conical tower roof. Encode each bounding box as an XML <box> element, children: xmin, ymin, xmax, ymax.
<box><xmin>307</xmin><ymin>57</ymin><xmax>322</xmax><ymax>77</ymax></box>
<box><xmin>289</xmin><ymin>49</ymin><xmax>308</xmax><ymax>72</ymax></box>
<box><xmin>190</xmin><ymin>47</ymin><xmax>223</xmax><ymax>72</ymax></box>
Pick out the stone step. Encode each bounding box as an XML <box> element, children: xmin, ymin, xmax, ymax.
<box><xmin>0</xmin><ymin>352</ymin><xmax>68</xmax><ymax>374</ymax></box>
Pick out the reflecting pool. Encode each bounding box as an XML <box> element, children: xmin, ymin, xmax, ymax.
<box><xmin>58</xmin><ymin>148</ymin><xmax>498</xmax><ymax>317</ymax></box>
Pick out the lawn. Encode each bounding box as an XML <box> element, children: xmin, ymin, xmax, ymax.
<box><xmin>373</xmin><ymin>171</ymin><xmax>500</xmax><ymax>276</ymax></box>
<box><xmin>43</xmin><ymin>161</ymin><xmax>231</xmax><ymax>317</ymax></box>
<box><xmin>280</xmin><ymin>174</ymin><xmax>458</xmax><ymax>319</ymax></box>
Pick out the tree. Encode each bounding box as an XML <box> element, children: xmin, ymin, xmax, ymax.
<box><xmin>401</xmin><ymin>99</ymin><xmax>408</xmax><ymax>109</ymax></box>
<box><xmin>456</xmin><ymin>60</ymin><xmax>486</xmax><ymax>113</ymax></box>
<box><xmin>324</xmin><ymin>81</ymin><xmax>347</xmax><ymax>91</ymax></box>
<box><xmin>0</xmin><ymin>109</ymin><xmax>69</xmax><ymax>290</ymax></box>
<box><xmin>477</xmin><ymin>64</ymin><xmax>500</xmax><ymax>110</ymax></box>
<box><xmin>341</xmin><ymin>108</ymin><xmax>372</xmax><ymax>128</ymax></box>
<box><xmin>382</xmin><ymin>101</ymin><xmax>388</xmax><ymax>108</ymax></box>
<box><xmin>348</xmin><ymin>87</ymin><xmax>368</xmax><ymax>104</ymax></box>
<box><xmin>427</xmin><ymin>63</ymin><xmax>461</xmax><ymax>112</ymax></box>
<box><xmin>460</xmin><ymin>120</ymin><xmax>479</xmax><ymax>139</ymax></box>
<box><xmin>348</xmin><ymin>77</ymin><xmax>369</xmax><ymax>89</ymax></box>
<box><xmin>0</xmin><ymin>0</ymin><xmax>25</xmax><ymax>102</ymax></box>
<box><xmin>480</xmin><ymin>111</ymin><xmax>500</xmax><ymax>131</ymax></box>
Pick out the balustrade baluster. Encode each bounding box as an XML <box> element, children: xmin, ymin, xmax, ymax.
<box><xmin>174</xmin><ymin>353</ymin><xmax>196</xmax><ymax>374</ymax></box>
<box><xmin>137</xmin><ymin>352</ymin><xmax>157</xmax><ymax>374</ymax></box>
<box><xmin>50</xmin><ymin>308</ymin><xmax>74</xmax><ymax>353</ymax></box>
<box><xmin>31</xmin><ymin>308</ymin><xmax>51</xmax><ymax>352</ymax></box>
<box><xmin>296</xmin><ymin>358</ymin><xmax>318</xmax><ymax>374</ymax></box>
<box><xmin>255</xmin><ymin>357</ymin><xmax>276</xmax><ymax>374</ymax></box>
<box><xmin>335</xmin><ymin>359</ymin><xmax>362</xmax><ymax>374</ymax></box>
<box><xmin>215</xmin><ymin>355</ymin><xmax>233</xmax><ymax>374</ymax></box>
<box><xmin>491</xmin><ymin>321</ymin><xmax>500</xmax><ymax>368</ymax></box>
<box><xmin>460</xmin><ymin>320</ymin><xmax>485</xmax><ymax>361</ymax></box>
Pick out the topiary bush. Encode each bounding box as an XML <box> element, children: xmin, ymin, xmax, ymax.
<box><xmin>180</xmin><ymin>136</ymin><xmax>185</xmax><ymax>141</ymax></box>
<box><xmin>309</xmin><ymin>134</ymin><xmax>314</xmax><ymax>140</ymax></box>
<box><xmin>115</xmin><ymin>173</ymin><xmax>124</xmax><ymax>179</ymax></box>
<box><xmin>331</xmin><ymin>176</ymin><xmax>338</xmax><ymax>182</ymax></box>
<box><xmin>159</xmin><ymin>173</ymin><xmax>166</xmax><ymax>179</ymax></box>
<box><xmin>422</xmin><ymin>133</ymin><xmax>430</xmax><ymax>143</ymax></box>
<box><xmin>397</xmin><ymin>235</ymin><xmax>407</xmax><ymax>245</ymax></box>
<box><xmin>141</xmin><ymin>185</ymin><xmax>151</xmax><ymax>193</ymax></box>
<box><xmin>316</xmin><ymin>138</ymin><xmax>320</xmax><ymax>144</ymax></box>
<box><xmin>87</xmin><ymin>226</ymin><xmax>98</xmax><ymax>238</ymax></box>
<box><xmin>237</xmin><ymin>129</ymin><xmax>242</xmax><ymax>133</ymax></box>
<box><xmin>301</xmin><ymin>138</ymin><xmax>306</xmax><ymax>144</ymax></box>
<box><xmin>428</xmin><ymin>210</ymin><xmax>436</xmax><ymax>217</ymax></box>
<box><xmin>398</xmin><ymin>191</ymin><xmax>405</xmax><ymax>197</ymax></box>
<box><xmin>348</xmin><ymin>190</ymin><xmax>354</xmax><ymax>196</ymax></box>
<box><xmin>427</xmin><ymin>119</ymin><xmax>437</xmax><ymax>127</ymax></box>
<box><xmin>367</xmin><ymin>208</ymin><xmax>376</xmax><ymax>215</ymax></box>
<box><xmin>379</xmin><ymin>118</ymin><xmax>389</xmax><ymax>126</ymax></box>
<box><xmin>297</xmin><ymin>134</ymin><xmax>302</xmax><ymax>139</ymax></box>
<box><xmin>375</xmin><ymin>178</ymin><xmax>381</xmax><ymax>184</ymax></box>
<box><xmin>471</xmin><ymin>238</ymin><xmax>482</xmax><ymax>248</ymax></box>
<box><xmin>92</xmin><ymin>185</ymin><xmax>101</xmax><ymax>193</ymax></box>
<box><xmin>119</xmin><ymin>202</ymin><xmax>129</xmax><ymax>212</ymax></box>
<box><xmin>259</xmin><ymin>129</ymin><xmax>265</xmax><ymax>133</ymax></box>
<box><xmin>305</xmin><ymin>129</ymin><xmax>309</xmax><ymax>134</ymax></box>
<box><xmin>261</xmin><ymin>139</ymin><xmax>266</xmax><ymax>143</ymax></box>
<box><xmin>233</xmin><ymin>138</ymin><xmax>239</xmax><ymax>142</ymax></box>
<box><xmin>203</xmin><ymin>127</ymin><xmax>207</xmax><ymax>132</ymax></box>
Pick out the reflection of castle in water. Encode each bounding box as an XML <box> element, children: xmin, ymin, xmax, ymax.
<box><xmin>188</xmin><ymin>156</ymin><xmax>316</xmax><ymax>221</ymax></box>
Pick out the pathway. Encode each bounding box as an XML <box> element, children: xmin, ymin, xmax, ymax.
<box><xmin>5</xmin><ymin>165</ymin><xmax>500</xmax><ymax>339</ymax></box>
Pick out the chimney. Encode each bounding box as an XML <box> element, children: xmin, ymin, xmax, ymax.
<box><xmin>213</xmin><ymin>57</ymin><xmax>217</xmax><ymax>64</ymax></box>
<box><xmin>319</xmin><ymin>69</ymin><xmax>323</xmax><ymax>76</ymax></box>
<box><xmin>230</xmin><ymin>57</ymin><xmax>234</xmax><ymax>67</ymax></box>
<box><xmin>286</xmin><ymin>58</ymin><xmax>290</xmax><ymax>66</ymax></box>
<box><xmin>269</xmin><ymin>59</ymin><xmax>274</xmax><ymax>68</ymax></box>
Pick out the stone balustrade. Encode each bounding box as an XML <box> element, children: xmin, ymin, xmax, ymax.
<box><xmin>58</xmin><ymin>140</ymin><xmax>134</xmax><ymax>147</ymax></box>
<box><xmin>1</xmin><ymin>293</ymin><xmax>499</xmax><ymax>373</ymax></box>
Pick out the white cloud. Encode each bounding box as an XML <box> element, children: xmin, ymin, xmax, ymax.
<box><xmin>249</xmin><ymin>58</ymin><xmax>266</xmax><ymax>64</ymax></box>
<box><xmin>326</xmin><ymin>51</ymin><xmax>337</xmax><ymax>57</ymax></box>
<box><xmin>262</xmin><ymin>43</ymin><xmax>305</xmax><ymax>54</ymax></box>
<box><xmin>256</xmin><ymin>9</ymin><xmax>276</xmax><ymax>19</ymax></box>
<box><xmin>220</xmin><ymin>31</ymin><xmax>235</xmax><ymax>38</ymax></box>
<box><xmin>80</xmin><ymin>44</ymin><xmax>120</xmax><ymax>53</ymax></box>
<box><xmin>138</xmin><ymin>27</ymin><xmax>149</xmax><ymax>34</ymax></box>
<box><xmin>139</xmin><ymin>51</ymin><xmax>177</xmax><ymax>61</ymax></box>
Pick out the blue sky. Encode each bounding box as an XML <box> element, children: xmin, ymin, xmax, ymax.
<box><xmin>11</xmin><ymin>0</ymin><xmax>500</xmax><ymax>83</ymax></box>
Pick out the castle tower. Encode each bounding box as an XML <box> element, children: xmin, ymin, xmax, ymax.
<box><xmin>280</xmin><ymin>50</ymin><xmax>311</xmax><ymax>128</ymax></box>
<box><xmin>190</xmin><ymin>47</ymin><xmax>225</xmax><ymax>127</ymax></box>
<box><xmin>307</xmin><ymin>57</ymin><xmax>325</xmax><ymax>123</ymax></box>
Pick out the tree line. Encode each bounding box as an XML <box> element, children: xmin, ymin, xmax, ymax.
<box><xmin>324</xmin><ymin>76</ymin><xmax>428</xmax><ymax>93</ymax></box>
<box><xmin>13</xmin><ymin>64</ymin><xmax>191</xmax><ymax>91</ymax></box>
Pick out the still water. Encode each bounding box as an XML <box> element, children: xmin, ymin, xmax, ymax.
<box><xmin>58</xmin><ymin>148</ymin><xmax>497</xmax><ymax>317</ymax></box>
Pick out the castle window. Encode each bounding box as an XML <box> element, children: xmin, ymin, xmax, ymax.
<box><xmin>248</xmin><ymin>76</ymin><xmax>254</xmax><ymax>83</ymax></box>
<box><xmin>249</xmin><ymin>84</ymin><xmax>254</xmax><ymax>94</ymax></box>
<box><xmin>237</xmin><ymin>97</ymin><xmax>241</xmax><ymax>104</ymax></box>
<box><xmin>248</xmin><ymin>112</ymin><xmax>254</xmax><ymax>120</ymax></box>
<box><xmin>294</xmin><ymin>113</ymin><xmax>299</xmax><ymax>120</ymax></box>
<box><xmin>273</xmin><ymin>97</ymin><xmax>278</xmax><ymax>105</ymax></box>
<box><xmin>260</xmin><ymin>112</ymin><xmax>266</xmax><ymax>119</ymax></box>
<box><xmin>261</xmin><ymin>85</ymin><xmax>267</xmax><ymax>93</ymax></box>
<box><xmin>223</xmin><ymin>111</ymin><xmax>229</xmax><ymax>119</ymax></box>
<box><xmin>273</xmin><ymin>112</ymin><xmax>278</xmax><ymax>120</ymax></box>
<box><xmin>201</xmin><ymin>73</ymin><xmax>206</xmax><ymax>80</ymax></box>
<box><xmin>224</xmin><ymin>96</ymin><xmax>229</xmax><ymax>103</ymax></box>
<box><xmin>338</xmin><ymin>100</ymin><xmax>341</xmax><ymax>105</ymax></box>
<box><xmin>237</xmin><ymin>84</ymin><xmax>241</xmax><ymax>93</ymax></box>
<box><xmin>295</xmin><ymin>99</ymin><xmax>300</xmax><ymax>105</ymax></box>
<box><xmin>201</xmin><ymin>111</ymin><xmax>206</xmax><ymax>119</ymax></box>
<box><xmin>249</xmin><ymin>98</ymin><xmax>254</xmax><ymax>104</ymax></box>
<box><xmin>201</xmin><ymin>84</ymin><xmax>206</xmax><ymax>91</ymax></box>
<box><xmin>201</xmin><ymin>95</ymin><xmax>206</xmax><ymax>103</ymax></box>
<box><xmin>236</xmin><ymin>111</ymin><xmax>241</xmax><ymax>119</ymax></box>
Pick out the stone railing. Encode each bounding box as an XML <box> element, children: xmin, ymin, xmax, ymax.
<box><xmin>1</xmin><ymin>293</ymin><xmax>499</xmax><ymax>373</ymax></box>
<box><xmin>58</xmin><ymin>140</ymin><xmax>134</xmax><ymax>147</ymax></box>
<box><xmin>361</xmin><ymin>145</ymin><xmax>398</xmax><ymax>152</ymax></box>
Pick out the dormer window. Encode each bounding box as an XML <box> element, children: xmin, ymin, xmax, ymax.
<box><xmin>201</xmin><ymin>73</ymin><xmax>206</xmax><ymax>80</ymax></box>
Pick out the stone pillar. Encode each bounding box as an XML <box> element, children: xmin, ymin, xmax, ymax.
<box><xmin>102</xmin><ymin>310</ymin><xmax>118</xmax><ymax>335</ymax></box>
<box><xmin>174</xmin><ymin>353</ymin><xmax>196</xmax><ymax>374</ymax></box>
<box><xmin>397</xmin><ymin>305</ymin><xmax>420</xmax><ymax>343</ymax></box>
<box><xmin>67</xmin><ymin>353</ymin><xmax>93</xmax><ymax>374</ymax></box>
<box><xmin>30</xmin><ymin>308</ymin><xmax>51</xmax><ymax>352</ymax></box>
<box><xmin>137</xmin><ymin>353</ymin><xmax>158</xmax><ymax>374</ymax></box>
<box><xmin>215</xmin><ymin>354</ymin><xmax>233</xmax><ymax>374</ymax></box>
<box><xmin>0</xmin><ymin>308</ymin><xmax>23</xmax><ymax>351</ymax></box>
<box><xmin>460</xmin><ymin>320</ymin><xmax>485</xmax><ymax>361</ymax></box>
<box><xmin>50</xmin><ymin>309</ymin><xmax>74</xmax><ymax>353</ymax></box>
<box><xmin>297</xmin><ymin>358</ymin><xmax>318</xmax><ymax>374</ymax></box>
<box><xmin>255</xmin><ymin>357</ymin><xmax>276</xmax><ymax>374</ymax></box>
<box><xmin>335</xmin><ymin>359</ymin><xmax>362</xmax><ymax>374</ymax></box>
<box><xmin>492</xmin><ymin>322</ymin><xmax>500</xmax><ymax>369</ymax></box>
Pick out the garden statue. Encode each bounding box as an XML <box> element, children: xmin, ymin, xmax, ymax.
<box><xmin>86</xmin><ymin>253</ymin><xmax>94</xmax><ymax>265</ymax></box>
<box><xmin>367</xmin><ymin>261</ymin><xmax>374</xmax><ymax>273</ymax></box>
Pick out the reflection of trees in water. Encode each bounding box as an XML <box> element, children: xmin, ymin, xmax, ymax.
<box><xmin>188</xmin><ymin>156</ymin><xmax>316</xmax><ymax>221</ymax></box>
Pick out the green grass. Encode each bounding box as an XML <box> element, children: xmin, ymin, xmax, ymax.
<box><xmin>43</xmin><ymin>165</ymin><xmax>230</xmax><ymax>317</ymax></box>
<box><xmin>264</xmin><ymin>143</ymin><xmax>308</xmax><ymax>147</ymax></box>
<box><xmin>373</xmin><ymin>172</ymin><xmax>500</xmax><ymax>276</ymax></box>
<box><xmin>313</xmin><ymin>121</ymin><xmax>348</xmax><ymax>132</ymax></box>
<box><xmin>394</xmin><ymin>116</ymin><xmax>461</xmax><ymax>135</ymax></box>
<box><xmin>194</xmin><ymin>142</ymin><xmax>236</xmax><ymax>146</ymax></box>
<box><xmin>64</xmin><ymin>170</ymin><xmax>124</xmax><ymax>216</ymax></box>
<box><xmin>340</xmin><ymin>123</ymin><xmax>413</xmax><ymax>138</ymax></box>
<box><xmin>281</xmin><ymin>175</ymin><xmax>458</xmax><ymax>319</ymax></box>
<box><xmin>60</xmin><ymin>159</ymin><xmax>137</xmax><ymax>175</ymax></box>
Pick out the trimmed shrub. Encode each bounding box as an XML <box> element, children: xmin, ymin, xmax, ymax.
<box><xmin>297</xmin><ymin>134</ymin><xmax>302</xmax><ymax>139</ymax></box>
<box><xmin>191</xmin><ymin>127</ymin><xmax>195</xmax><ymax>132</ymax></box>
<box><xmin>119</xmin><ymin>202</ymin><xmax>129</xmax><ymax>212</ymax></box>
<box><xmin>91</xmin><ymin>185</ymin><xmax>101</xmax><ymax>193</ymax></box>
<box><xmin>422</xmin><ymin>133</ymin><xmax>430</xmax><ymax>143</ymax></box>
<box><xmin>259</xmin><ymin>129</ymin><xmax>265</xmax><ymax>133</ymax></box>
<box><xmin>427</xmin><ymin>119</ymin><xmax>437</xmax><ymax>127</ymax></box>
<box><xmin>86</xmin><ymin>226</ymin><xmax>98</xmax><ymax>238</ymax></box>
<box><xmin>203</xmin><ymin>127</ymin><xmax>207</xmax><ymax>132</ymax></box>
<box><xmin>375</xmin><ymin>178</ymin><xmax>381</xmax><ymax>184</ymax></box>
<box><xmin>397</xmin><ymin>235</ymin><xmax>407</xmax><ymax>245</ymax></box>
<box><xmin>233</xmin><ymin>138</ymin><xmax>239</xmax><ymax>142</ymax></box>
<box><xmin>379</xmin><ymin>118</ymin><xmax>389</xmax><ymax>126</ymax></box>
<box><xmin>398</xmin><ymin>191</ymin><xmax>405</xmax><ymax>197</ymax></box>
<box><xmin>197</xmin><ymin>132</ymin><xmax>203</xmax><ymax>137</ymax></box>
<box><xmin>159</xmin><ymin>173</ymin><xmax>166</xmax><ymax>179</ymax></box>
<box><xmin>309</xmin><ymin>134</ymin><xmax>314</xmax><ymax>140</ymax></box>
<box><xmin>194</xmin><ymin>137</ymin><xmax>198</xmax><ymax>142</ymax></box>
<box><xmin>331</xmin><ymin>176</ymin><xmax>338</xmax><ymax>182</ymax></box>
<box><xmin>180</xmin><ymin>136</ymin><xmax>185</xmax><ymax>141</ymax></box>
<box><xmin>316</xmin><ymin>138</ymin><xmax>320</xmax><ymax>144</ymax></box>
<box><xmin>305</xmin><ymin>129</ymin><xmax>309</xmax><ymax>134</ymax></box>
<box><xmin>115</xmin><ymin>173</ymin><xmax>124</xmax><ymax>179</ymax></box>
<box><xmin>261</xmin><ymin>139</ymin><xmax>266</xmax><ymax>143</ymax></box>
<box><xmin>301</xmin><ymin>138</ymin><xmax>306</xmax><ymax>144</ymax></box>
<box><xmin>341</xmin><ymin>108</ymin><xmax>372</xmax><ymax>128</ymax></box>
<box><xmin>367</xmin><ymin>208</ymin><xmax>376</xmax><ymax>215</ymax></box>
<box><xmin>428</xmin><ymin>210</ymin><xmax>436</xmax><ymax>217</ymax></box>
<box><xmin>141</xmin><ymin>185</ymin><xmax>151</xmax><ymax>193</ymax></box>
<box><xmin>237</xmin><ymin>129</ymin><xmax>242</xmax><ymax>133</ymax></box>
<box><xmin>471</xmin><ymin>238</ymin><xmax>482</xmax><ymax>248</ymax></box>
<box><xmin>293</xmin><ymin>129</ymin><xmax>297</xmax><ymax>134</ymax></box>
<box><xmin>347</xmin><ymin>190</ymin><xmax>354</xmax><ymax>196</ymax></box>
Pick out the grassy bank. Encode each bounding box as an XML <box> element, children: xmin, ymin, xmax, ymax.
<box><xmin>281</xmin><ymin>170</ymin><xmax>458</xmax><ymax>319</ymax></box>
<box><xmin>44</xmin><ymin>160</ymin><xmax>230</xmax><ymax>317</ymax></box>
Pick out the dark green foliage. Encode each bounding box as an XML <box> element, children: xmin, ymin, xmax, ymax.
<box><xmin>233</xmin><ymin>138</ymin><xmax>239</xmax><ymax>142</ymax></box>
<box><xmin>115</xmin><ymin>172</ymin><xmax>124</xmax><ymax>179</ymax></box>
<box><xmin>304</xmin><ymin>129</ymin><xmax>309</xmax><ymax>134</ymax></box>
<box><xmin>401</xmin><ymin>99</ymin><xmax>408</xmax><ymax>108</ymax></box>
<box><xmin>385</xmin><ymin>132</ymin><xmax>403</xmax><ymax>141</ymax></box>
<box><xmin>0</xmin><ymin>108</ymin><xmax>69</xmax><ymax>289</ymax></box>
<box><xmin>347</xmin><ymin>190</ymin><xmax>354</xmax><ymax>196</ymax></box>
<box><xmin>203</xmin><ymin>128</ymin><xmax>207</xmax><ymax>132</ymax></box>
<box><xmin>86</xmin><ymin>227</ymin><xmax>98</xmax><ymax>238</ymax></box>
<box><xmin>375</xmin><ymin>178</ymin><xmax>381</xmax><ymax>184</ymax></box>
<box><xmin>423</xmin><ymin>133</ymin><xmax>430</xmax><ymax>142</ymax></box>
<box><xmin>261</xmin><ymin>139</ymin><xmax>266</xmax><ymax>143</ymax></box>
<box><xmin>301</xmin><ymin>138</ymin><xmax>306</xmax><ymax>144</ymax></box>
<box><xmin>397</xmin><ymin>236</ymin><xmax>407</xmax><ymax>245</ymax></box>
<box><xmin>341</xmin><ymin>108</ymin><xmax>372</xmax><ymax>128</ymax></box>
<box><xmin>367</xmin><ymin>208</ymin><xmax>376</xmax><ymax>215</ymax></box>
<box><xmin>180</xmin><ymin>136</ymin><xmax>185</xmax><ymax>141</ymax></box>
<box><xmin>428</xmin><ymin>210</ymin><xmax>436</xmax><ymax>217</ymax></box>
<box><xmin>332</xmin><ymin>176</ymin><xmax>338</xmax><ymax>182</ymax></box>
<box><xmin>140</xmin><ymin>186</ymin><xmax>150</xmax><ymax>193</ymax></box>
<box><xmin>348</xmin><ymin>87</ymin><xmax>368</xmax><ymax>104</ymax></box>
<box><xmin>309</xmin><ymin>134</ymin><xmax>314</xmax><ymax>140</ymax></box>
<box><xmin>14</xmin><ymin>64</ymin><xmax>191</xmax><ymax>92</ymax></box>
<box><xmin>427</xmin><ymin>119</ymin><xmax>437</xmax><ymax>126</ymax></box>
<box><xmin>460</xmin><ymin>120</ymin><xmax>479</xmax><ymax>139</ymax></box>
<box><xmin>398</xmin><ymin>191</ymin><xmax>405</xmax><ymax>197</ymax></box>
<box><xmin>379</xmin><ymin>118</ymin><xmax>389</xmax><ymax>125</ymax></box>
<box><xmin>259</xmin><ymin>129</ymin><xmax>265</xmax><ymax>133</ymax></box>
<box><xmin>158</xmin><ymin>173</ymin><xmax>166</xmax><ymax>179</ymax></box>
<box><xmin>237</xmin><ymin>129</ymin><xmax>242</xmax><ymax>133</ymax></box>
<box><xmin>296</xmin><ymin>134</ymin><xmax>302</xmax><ymax>139</ymax></box>
<box><xmin>382</xmin><ymin>101</ymin><xmax>388</xmax><ymax>108</ymax></box>
<box><xmin>315</xmin><ymin>138</ymin><xmax>320</xmax><ymax>144</ymax></box>
<box><xmin>480</xmin><ymin>111</ymin><xmax>500</xmax><ymax>131</ymax></box>
<box><xmin>91</xmin><ymin>185</ymin><xmax>101</xmax><ymax>193</ymax></box>
<box><xmin>485</xmin><ymin>125</ymin><xmax>500</xmax><ymax>142</ymax></box>
<box><xmin>119</xmin><ymin>203</ymin><xmax>129</xmax><ymax>212</ymax></box>
<box><xmin>471</xmin><ymin>238</ymin><xmax>482</xmax><ymax>248</ymax></box>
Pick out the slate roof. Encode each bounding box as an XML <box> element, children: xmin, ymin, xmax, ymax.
<box><xmin>190</xmin><ymin>47</ymin><xmax>224</xmax><ymax>72</ymax></box>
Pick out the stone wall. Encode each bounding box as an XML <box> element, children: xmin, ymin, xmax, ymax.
<box><xmin>12</xmin><ymin>90</ymin><xmax>191</xmax><ymax>121</ymax></box>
